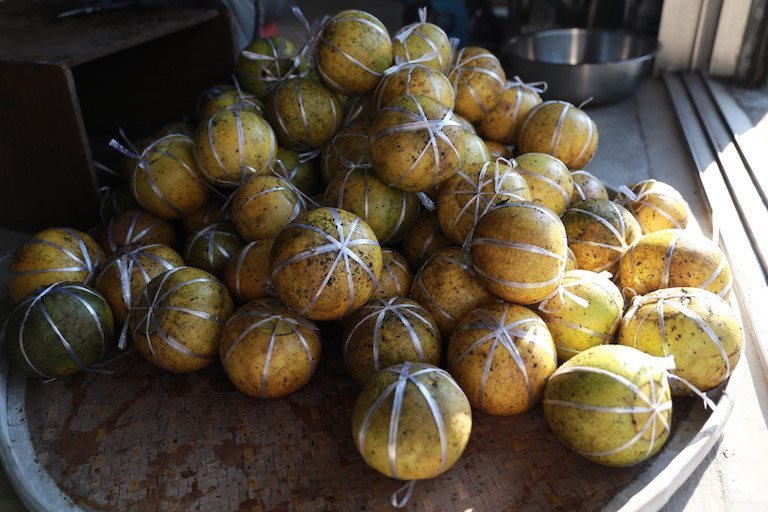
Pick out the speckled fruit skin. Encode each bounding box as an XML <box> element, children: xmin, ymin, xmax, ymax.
<box><xmin>437</xmin><ymin>160</ymin><xmax>531</xmax><ymax>244</ymax></box>
<box><xmin>224</xmin><ymin>240</ymin><xmax>274</xmax><ymax>303</ymax></box>
<box><xmin>95</xmin><ymin>244</ymin><xmax>184</xmax><ymax>323</ymax></box>
<box><xmin>370</xmin><ymin>94</ymin><xmax>467</xmax><ymax>192</ymax></box>
<box><xmin>477</xmin><ymin>83</ymin><xmax>542</xmax><ymax>145</ymax></box>
<box><xmin>570</xmin><ymin>170</ymin><xmax>608</xmax><ymax>204</ymax></box>
<box><xmin>410</xmin><ymin>247</ymin><xmax>495</xmax><ymax>336</ymax></box>
<box><xmin>375</xmin><ymin>64</ymin><xmax>455</xmax><ymax>111</ymax></box>
<box><xmin>563</xmin><ymin>199</ymin><xmax>642</xmax><ymax>274</ymax></box>
<box><xmin>184</xmin><ymin>222</ymin><xmax>244</xmax><ymax>278</ymax></box>
<box><xmin>6</xmin><ymin>283</ymin><xmax>115</xmax><ymax>380</ymax></box>
<box><xmin>219</xmin><ymin>299</ymin><xmax>321</xmax><ymax>398</ymax></box>
<box><xmin>519</xmin><ymin>100</ymin><xmax>599</xmax><ymax>169</ymax></box>
<box><xmin>392</xmin><ymin>20</ymin><xmax>452</xmax><ymax>73</ymax></box>
<box><xmin>615</xmin><ymin>179</ymin><xmax>689</xmax><ymax>234</ymax></box>
<box><xmin>324</xmin><ymin>168</ymin><xmax>419</xmax><ymax>244</ymax></box>
<box><xmin>100</xmin><ymin>209</ymin><xmax>177</xmax><ymax>254</ymax></box>
<box><xmin>470</xmin><ymin>202</ymin><xmax>568</xmax><ymax>305</ymax></box>
<box><xmin>543</xmin><ymin>345</ymin><xmax>672</xmax><ymax>467</ymax></box>
<box><xmin>196</xmin><ymin>84</ymin><xmax>235</xmax><ymax>120</ymax></box>
<box><xmin>618</xmin><ymin>287</ymin><xmax>743</xmax><ymax>395</ymax></box>
<box><xmin>565</xmin><ymin>247</ymin><xmax>579</xmax><ymax>271</ymax></box>
<box><xmin>269</xmin><ymin>207</ymin><xmax>382</xmax><ymax>321</ymax></box>
<box><xmin>267</xmin><ymin>78</ymin><xmax>343</xmax><ymax>151</ymax></box>
<box><xmin>182</xmin><ymin>201</ymin><xmax>229</xmax><ymax>235</ymax></box>
<box><xmin>618</xmin><ymin>229</ymin><xmax>732</xmax><ymax>299</ymax></box>
<box><xmin>372</xmin><ymin>248</ymin><xmax>412</xmax><ymax>299</ymax></box>
<box><xmin>236</xmin><ymin>37</ymin><xmax>306</xmax><ymax>98</ymax></box>
<box><xmin>315</xmin><ymin>10</ymin><xmax>393</xmax><ymax>94</ymax></box>
<box><xmin>537</xmin><ymin>270</ymin><xmax>624</xmax><ymax>362</ymax></box>
<box><xmin>343</xmin><ymin>297</ymin><xmax>441</xmax><ymax>384</ymax></box>
<box><xmin>452</xmin><ymin>113</ymin><xmax>476</xmax><ymax>134</ymax></box>
<box><xmin>8</xmin><ymin>228</ymin><xmax>103</xmax><ymax>302</ymax></box>
<box><xmin>230</xmin><ymin>175</ymin><xmax>303</xmax><ymax>242</ymax></box>
<box><xmin>448</xmin><ymin>47</ymin><xmax>505</xmax><ymax>122</ymax></box>
<box><xmin>515</xmin><ymin>152</ymin><xmax>574</xmax><ymax>216</ymax></box>
<box><xmin>198</xmin><ymin>90</ymin><xmax>264</xmax><ymax>121</ymax></box>
<box><xmin>461</xmin><ymin>134</ymin><xmax>491</xmax><ymax>169</ymax></box>
<box><xmin>130</xmin><ymin>266</ymin><xmax>234</xmax><ymax>373</ymax></box>
<box><xmin>399</xmin><ymin>211</ymin><xmax>452</xmax><ymax>269</ymax></box>
<box><xmin>193</xmin><ymin>109</ymin><xmax>277</xmax><ymax>187</ymax></box>
<box><xmin>132</xmin><ymin>134</ymin><xmax>209</xmax><ymax>218</ymax></box>
<box><xmin>448</xmin><ymin>302</ymin><xmax>557</xmax><ymax>415</ymax></box>
<box><xmin>272</xmin><ymin>147</ymin><xmax>320</xmax><ymax>196</ymax></box>
<box><xmin>320</xmin><ymin>120</ymin><xmax>371</xmax><ymax>183</ymax></box>
<box><xmin>484</xmin><ymin>140</ymin><xmax>512</xmax><ymax>159</ymax></box>
<box><xmin>352</xmin><ymin>362</ymin><xmax>472</xmax><ymax>480</ymax></box>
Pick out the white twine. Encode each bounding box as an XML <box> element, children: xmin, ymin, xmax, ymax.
<box><xmin>272</xmin><ymin>78</ymin><xmax>340</xmax><ymax>152</ymax></box>
<box><xmin>105</xmin><ymin>210</ymin><xmax>165</xmax><ymax>253</ymax></box>
<box><xmin>449</xmin><ymin>47</ymin><xmax>505</xmax><ymax>117</ymax></box>
<box><xmin>616</xmin><ymin>181</ymin><xmax>685</xmax><ymax>231</ymax></box>
<box><xmin>185</xmin><ymin>223</ymin><xmax>240</xmax><ymax>271</ymax></box>
<box><xmin>567</xmin><ymin>203</ymin><xmax>630</xmax><ymax>272</ymax></box>
<box><xmin>571</xmin><ymin>170</ymin><xmax>603</xmax><ymax>201</ymax></box>
<box><xmin>508</xmin><ymin>75</ymin><xmax>548</xmax><ymax>94</ymax></box>
<box><xmin>270</xmin><ymin>208</ymin><xmax>379</xmax><ymax>318</ymax></box>
<box><xmin>381</xmin><ymin>249</ymin><xmax>410</xmax><ymax>296</ymax></box>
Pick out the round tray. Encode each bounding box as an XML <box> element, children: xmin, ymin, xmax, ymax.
<box><xmin>0</xmin><ymin>334</ymin><xmax>735</xmax><ymax>512</ymax></box>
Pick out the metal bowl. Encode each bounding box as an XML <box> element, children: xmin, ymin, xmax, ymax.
<box><xmin>501</xmin><ymin>28</ymin><xmax>658</xmax><ymax>105</ymax></box>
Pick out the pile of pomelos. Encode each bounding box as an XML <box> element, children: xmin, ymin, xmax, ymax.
<box><xmin>3</xmin><ymin>6</ymin><xmax>744</xmax><ymax>505</ymax></box>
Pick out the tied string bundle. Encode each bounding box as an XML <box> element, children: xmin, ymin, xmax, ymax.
<box><xmin>380</xmin><ymin>250</ymin><xmax>410</xmax><ymax>296</ymax></box>
<box><xmin>323</xmin><ymin>125</ymin><xmax>372</xmax><ymax>175</ymax></box>
<box><xmin>469</xmin><ymin>202</ymin><xmax>568</xmax><ymax>291</ymax></box>
<box><xmin>519</xmin><ymin>100</ymin><xmax>595</xmax><ymax>163</ymax></box>
<box><xmin>616</xmin><ymin>181</ymin><xmax>685</xmax><ymax>230</ymax></box>
<box><xmin>104</xmin><ymin>210</ymin><xmax>165</xmax><ymax>253</ymax></box>
<box><xmin>448</xmin><ymin>46</ymin><xmax>505</xmax><ymax>117</ymax></box>
<box><xmin>452</xmin><ymin>304</ymin><xmax>557</xmax><ymax>409</ymax></box>
<box><xmin>131</xmin><ymin>267</ymin><xmax>227</xmax><ymax>367</ymax></box>
<box><xmin>413</xmin><ymin>250</ymin><xmax>476</xmax><ymax>324</ymax></box>
<box><xmin>515</xmin><ymin>164</ymin><xmax>572</xmax><ymax>208</ymax></box>
<box><xmin>343</xmin><ymin>297</ymin><xmax>435</xmax><ymax>371</ymax></box>
<box><xmin>392</xmin><ymin>7</ymin><xmax>448</xmax><ymax>71</ymax></box>
<box><xmin>569</xmin><ymin>202</ymin><xmax>632</xmax><ymax>273</ymax></box>
<box><xmin>270</xmin><ymin>208</ymin><xmax>379</xmax><ymax>318</ymax></box>
<box><xmin>227</xmin><ymin>75</ymin><xmax>264</xmax><ymax>115</ymax></box>
<box><xmin>222</xmin><ymin>299</ymin><xmax>318</xmax><ymax>399</ymax></box>
<box><xmin>98</xmin><ymin>244</ymin><xmax>180</xmax><ymax>350</ymax></box>
<box><xmin>271</xmin><ymin>78</ymin><xmax>341</xmax><ymax>152</ymax></box>
<box><xmin>2</xmin><ymin>283</ymin><xmax>111</xmax><ymax>381</ymax></box>
<box><xmin>185</xmin><ymin>223</ymin><xmax>240</xmax><ymax>269</ymax></box>
<box><xmin>356</xmin><ymin>362</ymin><xmax>459</xmax><ymax>508</ymax></box>
<box><xmin>370</xmin><ymin>95</ymin><xmax>463</xmax><ymax>209</ymax></box>
<box><xmin>8</xmin><ymin>228</ymin><xmax>100</xmax><ymax>286</ymax></box>
<box><xmin>507</xmin><ymin>75</ymin><xmax>548</xmax><ymax>95</ymax></box>
<box><xmin>570</xmin><ymin>170</ymin><xmax>601</xmax><ymax>201</ymax></box>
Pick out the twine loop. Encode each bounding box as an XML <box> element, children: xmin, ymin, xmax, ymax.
<box><xmin>508</xmin><ymin>75</ymin><xmax>548</xmax><ymax>94</ymax></box>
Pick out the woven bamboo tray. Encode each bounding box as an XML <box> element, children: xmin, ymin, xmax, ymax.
<box><xmin>0</xmin><ymin>320</ymin><xmax>735</xmax><ymax>512</ymax></box>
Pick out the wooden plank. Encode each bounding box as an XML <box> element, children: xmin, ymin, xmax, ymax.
<box><xmin>656</xmin><ymin>0</ymin><xmax>704</xmax><ymax>71</ymax></box>
<box><xmin>709</xmin><ymin>0</ymin><xmax>752</xmax><ymax>75</ymax></box>
<box><xmin>664</xmin><ymin>73</ymin><xmax>768</xmax><ymax>378</ymax></box>
<box><xmin>691</xmin><ymin>0</ymin><xmax>724</xmax><ymax>71</ymax></box>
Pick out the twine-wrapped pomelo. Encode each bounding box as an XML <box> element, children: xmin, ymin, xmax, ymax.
<box><xmin>231</xmin><ymin>175</ymin><xmax>306</xmax><ymax>241</ymax></box>
<box><xmin>399</xmin><ymin>211</ymin><xmax>452</xmax><ymax>268</ymax></box>
<box><xmin>224</xmin><ymin>240</ymin><xmax>274</xmax><ymax>303</ymax></box>
<box><xmin>619</xmin><ymin>287</ymin><xmax>743</xmax><ymax>395</ymax></box>
<box><xmin>570</xmin><ymin>170</ymin><xmax>609</xmax><ymax>203</ymax></box>
<box><xmin>470</xmin><ymin>202</ymin><xmax>568</xmax><ymax>304</ymax></box>
<box><xmin>324</xmin><ymin>168</ymin><xmax>419</xmax><ymax>244</ymax></box>
<box><xmin>184</xmin><ymin>222</ymin><xmax>244</xmax><ymax>278</ymax></box>
<box><xmin>562</xmin><ymin>199</ymin><xmax>642</xmax><ymax>273</ymax></box>
<box><xmin>392</xmin><ymin>8</ymin><xmax>452</xmax><ymax>73</ymax></box>
<box><xmin>236</xmin><ymin>36</ymin><xmax>307</xmax><ymax>98</ymax></box>
<box><xmin>515</xmin><ymin>152</ymin><xmax>574</xmax><ymax>216</ymax></box>
<box><xmin>410</xmin><ymin>247</ymin><xmax>494</xmax><ymax>336</ymax></box>
<box><xmin>437</xmin><ymin>159</ymin><xmax>531</xmax><ymax>244</ymax></box>
<box><xmin>315</xmin><ymin>10</ymin><xmax>393</xmax><ymax>94</ymax></box>
<box><xmin>126</xmin><ymin>134</ymin><xmax>209</xmax><ymax>218</ymax></box>
<box><xmin>537</xmin><ymin>270</ymin><xmax>624</xmax><ymax>362</ymax></box>
<box><xmin>95</xmin><ymin>244</ymin><xmax>184</xmax><ymax>324</ymax></box>
<box><xmin>270</xmin><ymin>207</ymin><xmax>382</xmax><ymax>320</ymax></box>
<box><xmin>344</xmin><ymin>297</ymin><xmax>441</xmax><ymax>384</ymax></box>
<box><xmin>448</xmin><ymin>47</ymin><xmax>505</xmax><ymax>122</ymax></box>
<box><xmin>198</xmin><ymin>89</ymin><xmax>264</xmax><ymax>121</ymax></box>
<box><xmin>100</xmin><ymin>209</ymin><xmax>176</xmax><ymax>254</ymax></box>
<box><xmin>373</xmin><ymin>248</ymin><xmax>413</xmax><ymax>299</ymax></box>
<box><xmin>519</xmin><ymin>100</ymin><xmax>599</xmax><ymax>169</ymax></box>
<box><xmin>375</xmin><ymin>63</ymin><xmax>455</xmax><ymax>111</ymax></box>
<box><xmin>543</xmin><ymin>345</ymin><xmax>673</xmax><ymax>467</ymax></box>
<box><xmin>5</xmin><ymin>283</ymin><xmax>115</xmax><ymax>380</ymax></box>
<box><xmin>130</xmin><ymin>266</ymin><xmax>233</xmax><ymax>372</ymax></box>
<box><xmin>100</xmin><ymin>184</ymin><xmax>139</xmax><ymax>224</ymax></box>
<box><xmin>320</xmin><ymin>120</ymin><xmax>371</xmax><ymax>183</ymax></box>
<box><xmin>271</xmin><ymin>147</ymin><xmax>320</xmax><ymax>196</ymax></box>
<box><xmin>619</xmin><ymin>229</ymin><xmax>733</xmax><ymax>299</ymax></box>
<box><xmin>370</xmin><ymin>94</ymin><xmax>467</xmax><ymax>192</ymax></box>
<box><xmin>615</xmin><ymin>179</ymin><xmax>689</xmax><ymax>234</ymax></box>
<box><xmin>182</xmin><ymin>201</ymin><xmax>228</xmax><ymax>235</ymax></box>
<box><xmin>219</xmin><ymin>298</ymin><xmax>321</xmax><ymax>398</ymax></box>
<box><xmin>8</xmin><ymin>228</ymin><xmax>103</xmax><ymax>302</ymax></box>
<box><xmin>267</xmin><ymin>77</ymin><xmax>343</xmax><ymax>151</ymax></box>
<box><xmin>197</xmin><ymin>84</ymin><xmax>235</xmax><ymax>119</ymax></box>
<box><xmin>477</xmin><ymin>78</ymin><xmax>544</xmax><ymax>145</ymax></box>
<box><xmin>484</xmin><ymin>140</ymin><xmax>512</xmax><ymax>160</ymax></box>
<box><xmin>352</xmin><ymin>362</ymin><xmax>472</xmax><ymax>484</ymax></box>
<box><xmin>461</xmin><ymin>133</ymin><xmax>491</xmax><ymax>168</ymax></box>
<box><xmin>193</xmin><ymin>108</ymin><xmax>277</xmax><ymax>187</ymax></box>
<box><xmin>448</xmin><ymin>302</ymin><xmax>557</xmax><ymax>415</ymax></box>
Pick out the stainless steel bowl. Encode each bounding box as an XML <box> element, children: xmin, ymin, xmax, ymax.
<box><xmin>501</xmin><ymin>28</ymin><xmax>658</xmax><ymax>105</ymax></box>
